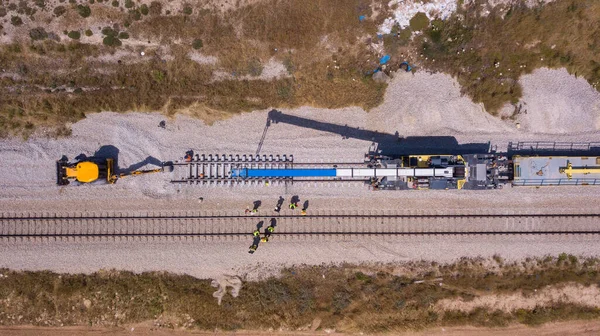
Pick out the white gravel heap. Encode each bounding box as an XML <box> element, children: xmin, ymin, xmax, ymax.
<box><xmin>379</xmin><ymin>0</ymin><xmax>458</xmax><ymax>34</ymax></box>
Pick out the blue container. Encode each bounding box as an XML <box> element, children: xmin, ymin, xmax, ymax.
<box><xmin>232</xmin><ymin>168</ymin><xmax>337</xmax><ymax>178</ymax></box>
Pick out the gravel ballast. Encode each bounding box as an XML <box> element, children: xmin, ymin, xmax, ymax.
<box><xmin>0</xmin><ymin>68</ymin><xmax>599</xmax><ymax>278</ymax></box>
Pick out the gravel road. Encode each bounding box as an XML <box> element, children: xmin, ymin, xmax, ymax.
<box><xmin>0</xmin><ymin>67</ymin><xmax>599</xmax><ymax>278</ymax></box>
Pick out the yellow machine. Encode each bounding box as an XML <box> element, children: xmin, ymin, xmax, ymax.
<box><xmin>56</xmin><ymin>157</ymin><xmax>169</xmax><ymax>185</ymax></box>
<box><xmin>559</xmin><ymin>161</ymin><xmax>600</xmax><ymax>179</ymax></box>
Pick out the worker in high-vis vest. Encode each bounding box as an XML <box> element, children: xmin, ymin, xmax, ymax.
<box><xmin>248</xmin><ymin>244</ymin><xmax>258</xmax><ymax>254</ymax></box>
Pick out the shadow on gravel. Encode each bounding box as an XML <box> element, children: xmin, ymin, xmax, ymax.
<box><xmin>121</xmin><ymin>156</ymin><xmax>163</xmax><ymax>174</ymax></box>
<box><xmin>88</xmin><ymin>145</ymin><xmax>162</xmax><ymax>174</ymax></box>
<box><xmin>267</xmin><ymin>110</ymin><xmax>491</xmax><ymax>156</ymax></box>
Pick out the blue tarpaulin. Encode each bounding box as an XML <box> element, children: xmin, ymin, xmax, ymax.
<box><xmin>379</xmin><ymin>55</ymin><xmax>390</xmax><ymax>65</ymax></box>
<box><xmin>400</xmin><ymin>61</ymin><xmax>412</xmax><ymax>72</ymax></box>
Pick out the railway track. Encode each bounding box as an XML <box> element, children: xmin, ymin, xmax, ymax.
<box><xmin>1</xmin><ymin>211</ymin><xmax>600</xmax><ymax>241</ymax></box>
<box><xmin>169</xmin><ymin>154</ymin><xmax>370</xmax><ymax>184</ymax></box>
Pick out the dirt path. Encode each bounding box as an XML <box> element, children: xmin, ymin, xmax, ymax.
<box><xmin>2</xmin><ymin>320</ymin><xmax>600</xmax><ymax>335</ymax></box>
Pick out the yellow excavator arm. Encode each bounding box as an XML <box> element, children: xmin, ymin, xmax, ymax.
<box><xmin>117</xmin><ymin>167</ymin><xmax>164</xmax><ymax>179</ymax></box>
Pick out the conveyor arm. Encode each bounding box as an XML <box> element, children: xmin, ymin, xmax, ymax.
<box><xmin>231</xmin><ymin>167</ymin><xmax>454</xmax><ymax>178</ymax></box>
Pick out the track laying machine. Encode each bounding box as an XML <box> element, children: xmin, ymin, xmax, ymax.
<box><xmin>56</xmin><ymin>111</ymin><xmax>600</xmax><ymax>189</ymax></box>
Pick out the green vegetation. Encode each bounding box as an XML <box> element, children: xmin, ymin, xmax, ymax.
<box><xmin>409</xmin><ymin>12</ymin><xmax>429</xmax><ymax>31</ymax></box>
<box><xmin>129</xmin><ymin>9</ymin><xmax>141</xmax><ymax>21</ymax></box>
<box><xmin>10</xmin><ymin>16</ymin><xmax>23</xmax><ymax>26</ymax></box>
<box><xmin>415</xmin><ymin>0</ymin><xmax>600</xmax><ymax>113</ymax></box>
<box><xmin>192</xmin><ymin>38</ymin><xmax>203</xmax><ymax>50</ymax></box>
<box><xmin>0</xmin><ymin>256</ymin><xmax>599</xmax><ymax>331</ymax></box>
<box><xmin>29</xmin><ymin>27</ymin><xmax>48</xmax><ymax>41</ymax></box>
<box><xmin>77</xmin><ymin>5</ymin><xmax>91</xmax><ymax>18</ymax></box>
<box><xmin>53</xmin><ymin>5</ymin><xmax>66</xmax><ymax>17</ymax></box>
<box><xmin>68</xmin><ymin>31</ymin><xmax>81</xmax><ymax>40</ymax></box>
<box><xmin>102</xmin><ymin>35</ymin><xmax>121</xmax><ymax>46</ymax></box>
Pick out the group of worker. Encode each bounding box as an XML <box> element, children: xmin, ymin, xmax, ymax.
<box><xmin>248</xmin><ymin>221</ymin><xmax>276</xmax><ymax>254</ymax></box>
<box><xmin>244</xmin><ymin>196</ymin><xmax>308</xmax><ymax>215</ymax></box>
<box><xmin>275</xmin><ymin>196</ymin><xmax>308</xmax><ymax>215</ymax></box>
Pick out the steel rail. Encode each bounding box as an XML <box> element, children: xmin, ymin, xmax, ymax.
<box><xmin>2</xmin><ymin>231</ymin><xmax>600</xmax><ymax>238</ymax></box>
<box><xmin>1</xmin><ymin>213</ymin><xmax>600</xmax><ymax>220</ymax></box>
<box><xmin>2</xmin><ymin>212</ymin><xmax>599</xmax><ymax>241</ymax></box>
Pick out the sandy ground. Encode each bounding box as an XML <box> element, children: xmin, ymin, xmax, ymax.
<box><xmin>437</xmin><ymin>283</ymin><xmax>600</xmax><ymax>312</ymax></box>
<box><xmin>0</xmin><ymin>67</ymin><xmax>600</xmax><ymax>279</ymax></box>
<box><xmin>2</xmin><ymin>236</ymin><xmax>600</xmax><ymax>280</ymax></box>
<box><xmin>2</xmin><ymin>319</ymin><xmax>600</xmax><ymax>335</ymax></box>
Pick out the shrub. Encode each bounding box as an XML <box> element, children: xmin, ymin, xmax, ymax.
<box><xmin>77</xmin><ymin>5</ymin><xmax>91</xmax><ymax>18</ymax></box>
<box><xmin>192</xmin><ymin>39</ymin><xmax>203</xmax><ymax>49</ymax></box>
<box><xmin>148</xmin><ymin>1</ymin><xmax>162</xmax><ymax>15</ymax></box>
<box><xmin>247</xmin><ymin>58</ymin><xmax>263</xmax><ymax>76</ymax></box>
<box><xmin>101</xmin><ymin>27</ymin><xmax>117</xmax><ymax>36</ymax></box>
<box><xmin>409</xmin><ymin>12</ymin><xmax>429</xmax><ymax>31</ymax></box>
<box><xmin>0</xmin><ymin>7</ymin><xmax>6</xmax><ymax>18</ymax></box>
<box><xmin>112</xmin><ymin>0</ymin><xmax>119</xmax><ymax>7</ymax></box>
<box><xmin>129</xmin><ymin>9</ymin><xmax>141</xmax><ymax>20</ymax></box>
<box><xmin>183</xmin><ymin>6</ymin><xmax>192</xmax><ymax>15</ymax></box>
<box><xmin>140</xmin><ymin>4</ymin><xmax>149</xmax><ymax>15</ymax></box>
<box><xmin>118</xmin><ymin>32</ymin><xmax>129</xmax><ymax>39</ymax></box>
<box><xmin>103</xmin><ymin>35</ymin><xmax>122</xmax><ymax>47</ymax></box>
<box><xmin>85</xmin><ymin>29</ymin><xmax>93</xmax><ymax>36</ymax></box>
<box><xmin>11</xmin><ymin>16</ymin><xmax>23</xmax><ymax>26</ymax></box>
<box><xmin>151</xmin><ymin>70</ymin><xmax>165</xmax><ymax>83</ymax></box>
<box><xmin>332</xmin><ymin>290</ymin><xmax>352</xmax><ymax>313</ymax></box>
<box><xmin>34</xmin><ymin>0</ymin><xmax>46</xmax><ymax>9</ymax></box>
<box><xmin>125</xmin><ymin>0</ymin><xmax>134</xmax><ymax>9</ymax></box>
<box><xmin>68</xmin><ymin>31</ymin><xmax>81</xmax><ymax>39</ymax></box>
<box><xmin>29</xmin><ymin>27</ymin><xmax>48</xmax><ymax>40</ymax></box>
<box><xmin>53</xmin><ymin>6</ymin><xmax>66</xmax><ymax>17</ymax></box>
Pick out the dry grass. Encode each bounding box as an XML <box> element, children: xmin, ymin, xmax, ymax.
<box><xmin>5</xmin><ymin>0</ymin><xmax>600</xmax><ymax>137</ymax></box>
<box><xmin>0</xmin><ymin>0</ymin><xmax>385</xmax><ymax>137</ymax></box>
<box><xmin>414</xmin><ymin>0</ymin><xmax>600</xmax><ymax>113</ymax></box>
<box><xmin>0</xmin><ymin>255</ymin><xmax>599</xmax><ymax>332</ymax></box>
